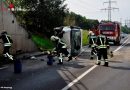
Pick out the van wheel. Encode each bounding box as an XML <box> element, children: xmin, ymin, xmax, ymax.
<box><xmin>114</xmin><ymin>41</ymin><xmax>120</xmax><ymax>45</ymax></box>
<box><xmin>117</xmin><ymin>41</ymin><xmax>120</xmax><ymax>45</ymax></box>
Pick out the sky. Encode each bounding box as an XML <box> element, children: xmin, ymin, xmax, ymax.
<box><xmin>65</xmin><ymin>0</ymin><xmax>130</xmax><ymax>26</ymax></box>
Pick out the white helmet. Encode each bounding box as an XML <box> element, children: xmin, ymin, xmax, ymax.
<box><xmin>50</xmin><ymin>35</ymin><xmax>59</xmax><ymax>41</ymax></box>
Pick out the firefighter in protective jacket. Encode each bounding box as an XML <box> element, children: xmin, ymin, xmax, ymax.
<box><xmin>0</xmin><ymin>31</ymin><xmax>13</xmax><ymax>60</ymax></box>
<box><xmin>96</xmin><ymin>32</ymin><xmax>109</xmax><ymax>66</ymax></box>
<box><xmin>90</xmin><ymin>34</ymin><xmax>97</xmax><ymax>59</ymax></box>
<box><xmin>88</xmin><ymin>29</ymin><xmax>95</xmax><ymax>47</ymax></box>
<box><xmin>50</xmin><ymin>35</ymin><xmax>72</xmax><ymax>64</ymax></box>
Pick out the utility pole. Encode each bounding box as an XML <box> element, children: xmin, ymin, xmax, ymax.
<box><xmin>125</xmin><ymin>19</ymin><xmax>128</xmax><ymax>26</ymax></box>
<box><xmin>125</xmin><ymin>19</ymin><xmax>130</xmax><ymax>27</ymax></box>
<box><xmin>101</xmin><ymin>0</ymin><xmax>119</xmax><ymax>21</ymax></box>
<box><xmin>120</xmin><ymin>18</ymin><xmax>122</xmax><ymax>25</ymax></box>
<box><xmin>128</xmin><ymin>20</ymin><xmax>130</xmax><ymax>28</ymax></box>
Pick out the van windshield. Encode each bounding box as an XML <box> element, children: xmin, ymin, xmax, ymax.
<box><xmin>99</xmin><ymin>25</ymin><xmax>115</xmax><ymax>30</ymax></box>
<box><xmin>71</xmin><ymin>30</ymin><xmax>81</xmax><ymax>56</ymax></box>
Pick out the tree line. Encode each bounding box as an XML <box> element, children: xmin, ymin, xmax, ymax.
<box><xmin>121</xmin><ymin>25</ymin><xmax>130</xmax><ymax>34</ymax></box>
<box><xmin>12</xmin><ymin>0</ymin><xmax>99</xmax><ymax>37</ymax></box>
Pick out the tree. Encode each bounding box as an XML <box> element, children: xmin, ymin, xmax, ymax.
<box><xmin>64</xmin><ymin>12</ymin><xmax>99</xmax><ymax>30</ymax></box>
<box><xmin>64</xmin><ymin>12</ymin><xmax>76</xmax><ymax>26</ymax></box>
<box><xmin>121</xmin><ymin>25</ymin><xmax>130</xmax><ymax>34</ymax></box>
<box><xmin>14</xmin><ymin>0</ymin><xmax>67</xmax><ymax>37</ymax></box>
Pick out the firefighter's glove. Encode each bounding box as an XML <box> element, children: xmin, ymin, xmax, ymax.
<box><xmin>93</xmin><ymin>44</ymin><xmax>97</xmax><ymax>48</ymax></box>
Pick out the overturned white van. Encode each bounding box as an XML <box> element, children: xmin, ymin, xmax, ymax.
<box><xmin>54</xmin><ymin>26</ymin><xmax>82</xmax><ymax>56</ymax></box>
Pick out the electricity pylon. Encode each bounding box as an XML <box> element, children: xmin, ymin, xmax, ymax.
<box><xmin>101</xmin><ymin>0</ymin><xmax>119</xmax><ymax>21</ymax></box>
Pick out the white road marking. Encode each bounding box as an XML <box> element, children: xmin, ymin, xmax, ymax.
<box><xmin>114</xmin><ymin>38</ymin><xmax>129</xmax><ymax>52</ymax></box>
<box><xmin>0</xmin><ymin>66</ymin><xmax>8</xmax><ymax>70</ymax></box>
<box><xmin>62</xmin><ymin>37</ymin><xmax>129</xmax><ymax>90</ymax></box>
<box><xmin>62</xmin><ymin>65</ymin><xmax>98</xmax><ymax>90</ymax></box>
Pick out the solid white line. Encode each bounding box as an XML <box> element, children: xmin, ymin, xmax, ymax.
<box><xmin>0</xmin><ymin>66</ymin><xmax>8</xmax><ymax>70</ymax></box>
<box><xmin>113</xmin><ymin>38</ymin><xmax>129</xmax><ymax>52</ymax></box>
<box><xmin>62</xmin><ymin>37</ymin><xmax>129</xmax><ymax>90</ymax></box>
<box><xmin>62</xmin><ymin>65</ymin><xmax>98</xmax><ymax>90</ymax></box>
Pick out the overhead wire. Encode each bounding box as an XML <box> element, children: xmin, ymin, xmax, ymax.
<box><xmin>65</xmin><ymin>0</ymin><xmax>111</xmax><ymax>21</ymax></box>
<box><xmin>65</xmin><ymin>0</ymin><xmax>101</xmax><ymax>15</ymax></box>
<box><xmin>78</xmin><ymin>0</ymin><xmax>98</xmax><ymax>10</ymax></box>
<box><xmin>67</xmin><ymin>0</ymin><xmax>96</xmax><ymax>11</ymax></box>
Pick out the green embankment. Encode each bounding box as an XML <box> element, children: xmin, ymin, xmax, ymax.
<box><xmin>82</xmin><ymin>30</ymin><xmax>89</xmax><ymax>46</ymax></box>
<box><xmin>32</xmin><ymin>35</ymin><xmax>54</xmax><ymax>50</ymax></box>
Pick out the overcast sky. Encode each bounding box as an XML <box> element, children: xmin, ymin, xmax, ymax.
<box><xmin>65</xmin><ymin>0</ymin><xmax>130</xmax><ymax>25</ymax></box>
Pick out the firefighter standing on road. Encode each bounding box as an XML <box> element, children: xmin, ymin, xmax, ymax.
<box><xmin>96</xmin><ymin>32</ymin><xmax>109</xmax><ymax>66</ymax></box>
<box><xmin>0</xmin><ymin>31</ymin><xmax>13</xmax><ymax>60</ymax></box>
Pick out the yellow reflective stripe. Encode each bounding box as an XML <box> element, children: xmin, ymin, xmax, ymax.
<box><xmin>100</xmin><ymin>45</ymin><xmax>106</xmax><ymax>47</ymax></box>
<box><xmin>98</xmin><ymin>46</ymin><xmax>107</xmax><ymax>48</ymax></box>
<box><xmin>4</xmin><ymin>43</ymin><xmax>11</xmax><ymax>46</ymax></box>
<box><xmin>98</xmin><ymin>45</ymin><xmax>107</xmax><ymax>48</ymax></box>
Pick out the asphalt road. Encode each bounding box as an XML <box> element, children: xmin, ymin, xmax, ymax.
<box><xmin>0</xmin><ymin>35</ymin><xmax>130</xmax><ymax>90</ymax></box>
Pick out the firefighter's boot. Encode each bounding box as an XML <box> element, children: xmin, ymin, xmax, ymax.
<box><xmin>104</xmin><ymin>61</ymin><xmax>109</xmax><ymax>67</ymax></box>
<box><xmin>57</xmin><ymin>58</ymin><xmax>63</xmax><ymax>65</ymax></box>
<box><xmin>90</xmin><ymin>56</ymin><xmax>93</xmax><ymax>60</ymax></box>
<box><xmin>67</xmin><ymin>56</ymin><xmax>72</xmax><ymax>62</ymax></box>
<box><xmin>110</xmin><ymin>51</ymin><xmax>113</xmax><ymax>57</ymax></box>
<box><xmin>57</xmin><ymin>53</ymin><xmax>63</xmax><ymax>65</ymax></box>
<box><xmin>104</xmin><ymin>59</ymin><xmax>109</xmax><ymax>66</ymax></box>
<box><xmin>96</xmin><ymin>60</ymin><xmax>101</xmax><ymax>65</ymax></box>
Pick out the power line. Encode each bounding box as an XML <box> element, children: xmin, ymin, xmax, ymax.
<box><xmin>67</xmin><ymin>0</ymin><xmax>96</xmax><ymax>11</ymax></box>
<box><xmin>66</xmin><ymin>0</ymin><xmax>101</xmax><ymax>16</ymax></box>
<box><xmin>101</xmin><ymin>0</ymin><xmax>119</xmax><ymax>21</ymax></box>
<box><xmin>77</xmin><ymin>0</ymin><xmax>97</xmax><ymax>10</ymax></box>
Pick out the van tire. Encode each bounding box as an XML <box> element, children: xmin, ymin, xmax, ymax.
<box><xmin>114</xmin><ymin>41</ymin><xmax>120</xmax><ymax>45</ymax></box>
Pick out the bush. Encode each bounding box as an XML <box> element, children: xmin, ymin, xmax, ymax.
<box><xmin>82</xmin><ymin>30</ymin><xmax>89</xmax><ymax>46</ymax></box>
<box><xmin>32</xmin><ymin>34</ymin><xmax>54</xmax><ymax>50</ymax></box>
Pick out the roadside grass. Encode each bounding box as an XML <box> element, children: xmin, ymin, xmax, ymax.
<box><xmin>31</xmin><ymin>34</ymin><xmax>54</xmax><ymax>50</ymax></box>
<box><xmin>82</xmin><ymin>30</ymin><xmax>89</xmax><ymax>46</ymax></box>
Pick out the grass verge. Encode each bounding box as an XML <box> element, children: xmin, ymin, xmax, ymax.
<box><xmin>82</xmin><ymin>30</ymin><xmax>89</xmax><ymax>46</ymax></box>
<box><xmin>32</xmin><ymin>34</ymin><xmax>54</xmax><ymax>50</ymax></box>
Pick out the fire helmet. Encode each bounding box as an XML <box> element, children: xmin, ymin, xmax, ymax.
<box><xmin>50</xmin><ymin>35</ymin><xmax>59</xmax><ymax>41</ymax></box>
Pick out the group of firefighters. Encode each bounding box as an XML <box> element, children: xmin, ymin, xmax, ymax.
<box><xmin>0</xmin><ymin>28</ymin><xmax>111</xmax><ymax>67</ymax></box>
<box><xmin>88</xmin><ymin>29</ymin><xmax>110</xmax><ymax>66</ymax></box>
<box><xmin>49</xmin><ymin>28</ymin><xmax>111</xmax><ymax>66</ymax></box>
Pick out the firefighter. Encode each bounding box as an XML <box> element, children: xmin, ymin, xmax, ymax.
<box><xmin>96</xmin><ymin>32</ymin><xmax>109</xmax><ymax>66</ymax></box>
<box><xmin>90</xmin><ymin>34</ymin><xmax>97</xmax><ymax>59</ymax></box>
<box><xmin>0</xmin><ymin>31</ymin><xmax>13</xmax><ymax>60</ymax></box>
<box><xmin>50</xmin><ymin>35</ymin><xmax>72</xmax><ymax>64</ymax></box>
<box><xmin>88</xmin><ymin>29</ymin><xmax>95</xmax><ymax>47</ymax></box>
